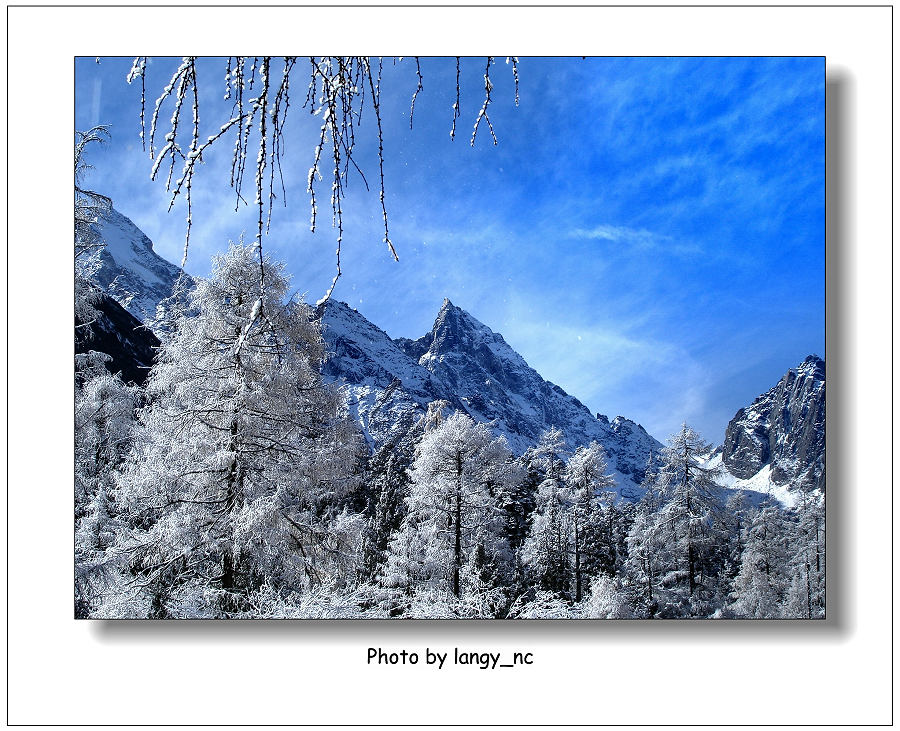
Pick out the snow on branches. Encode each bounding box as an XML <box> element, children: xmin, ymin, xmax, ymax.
<box><xmin>128</xmin><ymin>56</ymin><xmax>519</xmax><ymax>301</ymax></box>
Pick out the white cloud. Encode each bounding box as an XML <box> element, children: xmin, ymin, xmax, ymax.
<box><xmin>572</xmin><ymin>224</ymin><xmax>667</xmax><ymax>249</ymax></box>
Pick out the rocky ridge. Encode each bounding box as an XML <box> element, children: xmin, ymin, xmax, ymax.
<box><xmin>721</xmin><ymin>355</ymin><xmax>825</xmax><ymax>493</ymax></box>
<box><xmin>75</xmin><ymin>292</ymin><xmax>160</xmax><ymax>386</ymax></box>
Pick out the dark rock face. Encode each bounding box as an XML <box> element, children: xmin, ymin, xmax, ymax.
<box><xmin>75</xmin><ymin>292</ymin><xmax>160</xmax><ymax>386</ymax></box>
<box><xmin>319</xmin><ymin>297</ymin><xmax>663</xmax><ymax>497</ymax></box>
<box><xmin>722</xmin><ymin>355</ymin><xmax>825</xmax><ymax>491</ymax></box>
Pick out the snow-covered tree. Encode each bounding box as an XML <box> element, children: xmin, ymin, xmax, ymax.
<box><xmin>74</xmin><ymin>351</ymin><xmax>141</xmax><ymax>617</ymax></box>
<box><xmin>115</xmin><ymin>241</ymin><xmax>362</xmax><ymax>617</ymax></box>
<box><xmin>527</xmin><ymin>426</ymin><xmax>568</xmax><ymax>484</ymax></box>
<box><xmin>389</xmin><ymin>411</ymin><xmax>513</xmax><ymax>599</ymax></box>
<box><xmin>622</xmin><ymin>452</ymin><xmax>670</xmax><ymax>616</ymax></box>
<box><xmin>359</xmin><ymin>444</ymin><xmax>412</xmax><ymax>581</ymax></box>
<box><xmin>729</xmin><ymin>499</ymin><xmax>792</xmax><ymax>618</ymax></box>
<box><xmin>565</xmin><ymin>441</ymin><xmax>616</xmax><ymax>601</ymax></box>
<box><xmin>782</xmin><ymin>485</ymin><xmax>825</xmax><ymax>618</ymax></box>
<box><xmin>583</xmin><ymin>573</ymin><xmax>632</xmax><ymax>619</ymax></box>
<box><xmin>507</xmin><ymin>590</ymin><xmax>577</xmax><ymax>619</ymax></box>
<box><xmin>521</xmin><ymin>428</ymin><xmax>572</xmax><ymax>598</ymax></box>
<box><xmin>74</xmin><ymin>126</ymin><xmax>112</xmax><ymax>329</ymax></box>
<box><xmin>721</xmin><ymin>489</ymin><xmax>752</xmax><ymax>588</ymax></box>
<box><xmin>651</xmin><ymin>423</ymin><xmax>727</xmax><ymax>616</ymax></box>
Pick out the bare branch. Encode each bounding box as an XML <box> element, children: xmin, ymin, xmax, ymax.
<box><xmin>409</xmin><ymin>56</ymin><xmax>423</xmax><ymax>129</ymax></box>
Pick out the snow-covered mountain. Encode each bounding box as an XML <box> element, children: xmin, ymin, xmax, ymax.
<box><xmin>719</xmin><ymin>355</ymin><xmax>825</xmax><ymax>502</ymax></box>
<box><xmin>91</xmin><ymin>206</ymin><xmax>185</xmax><ymax>325</ymax></box>
<box><xmin>320</xmin><ymin>298</ymin><xmax>663</xmax><ymax>498</ymax></box>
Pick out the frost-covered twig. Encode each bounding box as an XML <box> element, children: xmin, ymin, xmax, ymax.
<box><xmin>126</xmin><ymin>57</ymin><xmax>147</xmax><ymax>150</ymax></box>
<box><xmin>409</xmin><ymin>56</ymin><xmax>423</xmax><ymax>129</ymax></box>
<box><xmin>450</xmin><ymin>57</ymin><xmax>461</xmax><ymax>141</ymax></box>
<box><xmin>75</xmin><ymin>126</ymin><xmax>112</xmax><ymax>261</ymax></box>
<box><xmin>471</xmin><ymin>57</ymin><xmax>498</xmax><ymax>147</ymax></box>
<box><xmin>133</xmin><ymin>56</ymin><xmax>518</xmax><ymax>301</ymax></box>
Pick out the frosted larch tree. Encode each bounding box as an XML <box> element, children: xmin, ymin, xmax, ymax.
<box><xmin>393</xmin><ymin>411</ymin><xmax>513</xmax><ymax>599</ymax></box>
<box><xmin>564</xmin><ymin>441</ymin><xmax>616</xmax><ymax>602</ymax></box>
<box><xmin>115</xmin><ymin>242</ymin><xmax>361</xmax><ymax>617</ymax></box>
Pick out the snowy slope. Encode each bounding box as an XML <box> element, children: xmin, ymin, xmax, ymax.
<box><xmin>91</xmin><ymin>206</ymin><xmax>186</xmax><ymax>325</ymax></box>
<box><xmin>703</xmin><ymin>453</ymin><xmax>798</xmax><ymax>509</ymax></box>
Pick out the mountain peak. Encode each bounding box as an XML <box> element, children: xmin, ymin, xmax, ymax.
<box><xmin>797</xmin><ymin>354</ymin><xmax>825</xmax><ymax>380</ymax></box>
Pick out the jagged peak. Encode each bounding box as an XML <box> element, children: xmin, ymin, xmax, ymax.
<box><xmin>428</xmin><ymin>297</ymin><xmax>483</xmax><ymax>347</ymax></box>
<box><xmin>611</xmin><ymin>415</ymin><xmax>649</xmax><ymax>435</ymax></box>
<box><xmin>796</xmin><ymin>354</ymin><xmax>825</xmax><ymax>378</ymax></box>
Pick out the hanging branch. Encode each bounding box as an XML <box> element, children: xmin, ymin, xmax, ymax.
<box><xmin>254</xmin><ymin>56</ymin><xmax>269</xmax><ymax>252</ymax></box>
<box><xmin>132</xmin><ymin>56</ymin><xmax>519</xmax><ymax>302</ymax></box>
<box><xmin>450</xmin><ymin>57</ymin><xmax>461</xmax><ymax>141</ymax></box>
<box><xmin>508</xmin><ymin>56</ymin><xmax>520</xmax><ymax>106</ymax></box>
<box><xmin>126</xmin><ymin>57</ymin><xmax>147</xmax><ymax>151</ymax></box>
<box><xmin>74</xmin><ymin>126</ymin><xmax>113</xmax><ymax>260</ymax></box>
<box><xmin>266</xmin><ymin>57</ymin><xmax>295</xmax><ymax>235</ymax></box>
<box><xmin>409</xmin><ymin>57</ymin><xmax>423</xmax><ymax>129</ymax></box>
<box><xmin>365</xmin><ymin>57</ymin><xmax>398</xmax><ymax>268</ymax></box>
<box><xmin>471</xmin><ymin>57</ymin><xmax>498</xmax><ymax>147</ymax></box>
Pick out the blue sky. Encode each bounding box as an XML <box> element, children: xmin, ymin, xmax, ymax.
<box><xmin>75</xmin><ymin>56</ymin><xmax>824</xmax><ymax>443</ymax></box>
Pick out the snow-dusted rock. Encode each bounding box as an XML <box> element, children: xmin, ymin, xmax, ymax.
<box><xmin>91</xmin><ymin>206</ymin><xmax>186</xmax><ymax>326</ymax></box>
<box><xmin>721</xmin><ymin>355</ymin><xmax>825</xmax><ymax>493</ymax></box>
<box><xmin>317</xmin><ymin>300</ymin><xmax>463</xmax><ymax>450</ymax></box>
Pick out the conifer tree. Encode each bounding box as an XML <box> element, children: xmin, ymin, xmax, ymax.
<box><xmin>652</xmin><ymin>423</ymin><xmax>726</xmax><ymax>616</ymax></box>
<box><xmin>361</xmin><ymin>444</ymin><xmax>413</xmax><ymax>581</ymax></box>
<box><xmin>564</xmin><ymin>441</ymin><xmax>616</xmax><ymax>601</ymax></box>
<box><xmin>782</xmin><ymin>484</ymin><xmax>825</xmax><ymax>618</ymax></box>
<box><xmin>521</xmin><ymin>428</ymin><xmax>572</xmax><ymax>597</ymax></box>
<box><xmin>729</xmin><ymin>498</ymin><xmax>791</xmax><ymax>618</ymax></box>
<box><xmin>74</xmin><ymin>352</ymin><xmax>141</xmax><ymax>617</ymax></box>
<box><xmin>115</xmin><ymin>242</ymin><xmax>360</xmax><ymax>617</ymax></box>
<box><xmin>624</xmin><ymin>501</ymin><xmax>662</xmax><ymax>617</ymax></box>
<box><xmin>390</xmin><ymin>411</ymin><xmax>513</xmax><ymax>599</ymax></box>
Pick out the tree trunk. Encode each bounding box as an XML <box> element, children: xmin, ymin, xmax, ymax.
<box><xmin>574</xmin><ymin>515</ymin><xmax>582</xmax><ymax>603</ymax></box>
<box><xmin>453</xmin><ymin>452</ymin><xmax>463</xmax><ymax>598</ymax></box>
<box><xmin>222</xmin><ymin>550</ymin><xmax>235</xmax><ymax>592</ymax></box>
<box><xmin>223</xmin><ymin>416</ymin><xmax>242</xmax><ymax>599</ymax></box>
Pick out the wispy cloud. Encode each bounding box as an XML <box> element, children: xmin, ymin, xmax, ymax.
<box><xmin>572</xmin><ymin>224</ymin><xmax>669</xmax><ymax>250</ymax></box>
<box><xmin>570</xmin><ymin>224</ymin><xmax>703</xmax><ymax>258</ymax></box>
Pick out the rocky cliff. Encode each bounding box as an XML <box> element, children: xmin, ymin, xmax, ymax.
<box><xmin>721</xmin><ymin>355</ymin><xmax>825</xmax><ymax>492</ymax></box>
